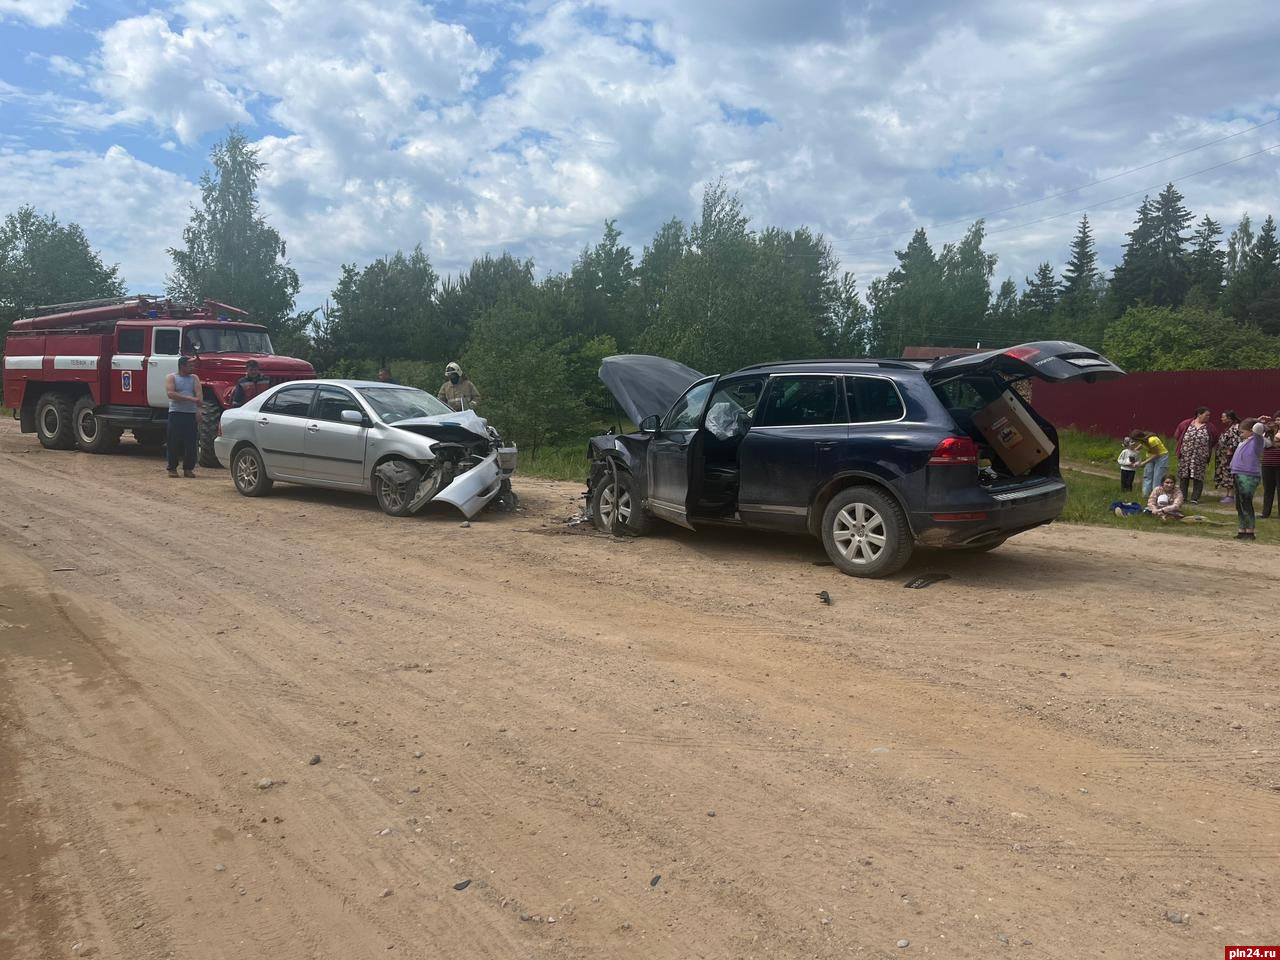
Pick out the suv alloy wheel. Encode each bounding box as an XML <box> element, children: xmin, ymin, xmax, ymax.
<box><xmin>821</xmin><ymin>485</ymin><xmax>913</xmax><ymax>578</ymax></box>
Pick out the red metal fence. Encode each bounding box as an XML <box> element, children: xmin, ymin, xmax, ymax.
<box><xmin>1030</xmin><ymin>369</ymin><xmax>1280</xmax><ymax>439</ymax></box>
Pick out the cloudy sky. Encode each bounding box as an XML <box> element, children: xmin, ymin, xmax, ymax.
<box><xmin>1</xmin><ymin>0</ymin><xmax>1278</xmax><ymax>312</ymax></box>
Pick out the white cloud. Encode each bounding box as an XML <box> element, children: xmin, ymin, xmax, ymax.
<box><xmin>2</xmin><ymin>0</ymin><xmax>1276</xmax><ymax>315</ymax></box>
<box><xmin>0</xmin><ymin>145</ymin><xmax>198</xmax><ymax>292</ymax></box>
<box><xmin>0</xmin><ymin>0</ymin><xmax>75</xmax><ymax>28</ymax></box>
<box><xmin>85</xmin><ymin>1</ymin><xmax>494</xmax><ymax>145</ymax></box>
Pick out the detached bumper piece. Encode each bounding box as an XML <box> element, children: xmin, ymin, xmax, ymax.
<box><xmin>432</xmin><ymin>451</ymin><xmax>505</xmax><ymax>519</ymax></box>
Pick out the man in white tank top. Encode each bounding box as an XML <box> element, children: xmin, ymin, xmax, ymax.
<box><xmin>165</xmin><ymin>356</ymin><xmax>203</xmax><ymax>477</ymax></box>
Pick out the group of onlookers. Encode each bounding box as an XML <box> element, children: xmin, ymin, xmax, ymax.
<box><xmin>1120</xmin><ymin>407</ymin><xmax>1280</xmax><ymax>541</ymax></box>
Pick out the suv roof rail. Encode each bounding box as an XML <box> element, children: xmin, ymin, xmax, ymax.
<box><xmin>734</xmin><ymin>357</ymin><xmax>925</xmax><ymax>372</ymax></box>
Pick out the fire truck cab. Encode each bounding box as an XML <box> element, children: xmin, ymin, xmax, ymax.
<box><xmin>3</xmin><ymin>296</ymin><xmax>315</xmax><ymax>465</ymax></box>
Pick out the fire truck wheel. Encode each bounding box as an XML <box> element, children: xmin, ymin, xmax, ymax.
<box><xmin>198</xmin><ymin>401</ymin><xmax>223</xmax><ymax>468</ymax></box>
<box><xmin>72</xmin><ymin>396</ymin><xmax>122</xmax><ymax>454</ymax></box>
<box><xmin>35</xmin><ymin>391</ymin><xmax>76</xmax><ymax>450</ymax></box>
<box><xmin>231</xmin><ymin>446</ymin><xmax>273</xmax><ymax>496</ymax></box>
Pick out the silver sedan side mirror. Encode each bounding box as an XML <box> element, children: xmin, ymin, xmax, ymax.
<box><xmin>340</xmin><ymin>409</ymin><xmax>365</xmax><ymax>424</ymax></box>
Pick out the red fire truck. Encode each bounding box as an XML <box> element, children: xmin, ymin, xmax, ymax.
<box><xmin>3</xmin><ymin>296</ymin><xmax>314</xmax><ymax>466</ymax></box>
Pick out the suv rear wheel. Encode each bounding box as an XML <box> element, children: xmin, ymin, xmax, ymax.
<box><xmin>821</xmin><ymin>486</ymin><xmax>913</xmax><ymax>578</ymax></box>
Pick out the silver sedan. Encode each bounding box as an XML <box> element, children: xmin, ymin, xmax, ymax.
<box><xmin>213</xmin><ymin>379</ymin><xmax>517</xmax><ymax>518</ymax></box>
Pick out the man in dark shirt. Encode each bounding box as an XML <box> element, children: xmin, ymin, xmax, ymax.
<box><xmin>232</xmin><ymin>360</ymin><xmax>270</xmax><ymax>406</ymax></box>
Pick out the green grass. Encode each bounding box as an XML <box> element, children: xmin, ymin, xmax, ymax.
<box><xmin>1057</xmin><ymin>427</ymin><xmax>1274</xmax><ymax>542</ymax></box>
<box><xmin>518</xmin><ymin>441</ymin><xmax>589</xmax><ymax>482</ymax></box>
<box><xmin>1060</xmin><ymin>466</ymin><xmax>1275</xmax><ymax>542</ymax></box>
<box><xmin>1058</xmin><ymin>427</ymin><xmax>1132</xmax><ymax>468</ymax></box>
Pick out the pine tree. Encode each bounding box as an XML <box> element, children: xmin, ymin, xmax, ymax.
<box><xmin>1059</xmin><ymin>214</ymin><xmax>1099</xmax><ymax>318</ymax></box>
<box><xmin>868</xmin><ymin>228</ymin><xmax>942</xmax><ymax>355</ymax></box>
<box><xmin>1225</xmin><ymin>213</ymin><xmax>1254</xmax><ymax>280</ymax></box>
<box><xmin>936</xmin><ymin>220</ymin><xmax>997</xmax><ymax>345</ymax></box>
<box><xmin>1250</xmin><ymin>216</ymin><xmax>1280</xmax><ymax>333</ymax></box>
<box><xmin>1148</xmin><ymin>183</ymin><xmax>1193</xmax><ymax>305</ymax></box>
<box><xmin>986</xmin><ymin>277</ymin><xmax>1019</xmax><ymax>343</ymax></box>
<box><xmin>1185</xmin><ymin>215</ymin><xmax>1225</xmax><ymax>303</ymax></box>
<box><xmin>1109</xmin><ymin>196</ymin><xmax>1158</xmax><ymax>312</ymax></box>
<box><xmin>1224</xmin><ymin>215</ymin><xmax>1280</xmax><ymax>331</ymax></box>
<box><xmin>1020</xmin><ymin>262</ymin><xmax>1058</xmax><ymax>333</ymax></box>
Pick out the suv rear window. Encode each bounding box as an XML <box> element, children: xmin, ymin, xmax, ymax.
<box><xmin>845</xmin><ymin>376</ymin><xmax>905</xmax><ymax>423</ymax></box>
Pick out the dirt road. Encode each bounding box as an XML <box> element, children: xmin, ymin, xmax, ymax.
<box><xmin>1</xmin><ymin>418</ymin><xmax>1276</xmax><ymax>960</ymax></box>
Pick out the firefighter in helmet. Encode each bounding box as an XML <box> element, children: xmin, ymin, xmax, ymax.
<box><xmin>437</xmin><ymin>361</ymin><xmax>480</xmax><ymax>411</ymax></box>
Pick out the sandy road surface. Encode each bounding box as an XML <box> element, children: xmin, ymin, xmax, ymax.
<box><xmin>0</xmin><ymin>418</ymin><xmax>1276</xmax><ymax>960</ymax></box>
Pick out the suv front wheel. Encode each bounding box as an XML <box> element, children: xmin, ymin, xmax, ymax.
<box><xmin>820</xmin><ymin>486</ymin><xmax>913</xmax><ymax>578</ymax></box>
<box><xmin>590</xmin><ymin>467</ymin><xmax>651</xmax><ymax>536</ymax></box>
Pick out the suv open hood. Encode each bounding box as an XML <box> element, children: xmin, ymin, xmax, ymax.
<box><xmin>599</xmin><ymin>354</ymin><xmax>704</xmax><ymax>425</ymax></box>
<box><xmin>926</xmin><ymin>341</ymin><xmax>1124</xmax><ymax>383</ymax></box>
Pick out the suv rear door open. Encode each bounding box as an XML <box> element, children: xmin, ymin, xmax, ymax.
<box><xmin>925</xmin><ymin>341</ymin><xmax>1124</xmax><ymax>385</ymax></box>
<box><xmin>926</xmin><ymin>341</ymin><xmax>1122</xmax><ymax>482</ymax></box>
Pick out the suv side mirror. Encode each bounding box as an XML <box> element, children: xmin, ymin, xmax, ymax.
<box><xmin>640</xmin><ymin>414</ymin><xmax>661</xmax><ymax>434</ymax></box>
<box><xmin>340</xmin><ymin>409</ymin><xmax>365</xmax><ymax>425</ymax></box>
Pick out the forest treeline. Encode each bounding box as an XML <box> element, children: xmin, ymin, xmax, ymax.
<box><xmin>3</xmin><ymin>130</ymin><xmax>1279</xmax><ymax>451</ymax></box>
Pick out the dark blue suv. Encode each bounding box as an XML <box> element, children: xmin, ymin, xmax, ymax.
<box><xmin>585</xmin><ymin>342</ymin><xmax>1124</xmax><ymax>577</ymax></box>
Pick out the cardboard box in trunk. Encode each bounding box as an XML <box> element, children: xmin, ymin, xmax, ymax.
<box><xmin>972</xmin><ymin>390</ymin><xmax>1055</xmax><ymax>476</ymax></box>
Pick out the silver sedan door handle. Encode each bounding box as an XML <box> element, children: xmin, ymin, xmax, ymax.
<box><xmin>257</xmin><ymin>417</ymin><xmax>270</xmax><ymax>425</ymax></box>
<box><xmin>306</xmin><ymin>422</ymin><xmax>320</xmax><ymax>432</ymax></box>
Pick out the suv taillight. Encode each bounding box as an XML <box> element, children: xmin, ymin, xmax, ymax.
<box><xmin>1004</xmin><ymin>345</ymin><xmax>1041</xmax><ymax>361</ymax></box>
<box><xmin>928</xmin><ymin>436</ymin><xmax>978</xmax><ymax>465</ymax></box>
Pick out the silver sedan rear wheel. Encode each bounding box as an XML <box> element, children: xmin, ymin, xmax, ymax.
<box><xmin>232</xmin><ymin>446</ymin><xmax>273</xmax><ymax>496</ymax></box>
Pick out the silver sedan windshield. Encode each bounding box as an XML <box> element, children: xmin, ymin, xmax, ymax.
<box><xmin>358</xmin><ymin>386</ymin><xmax>453</xmax><ymax>423</ymax></box>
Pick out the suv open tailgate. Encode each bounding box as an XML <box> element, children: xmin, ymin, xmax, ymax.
<box><xmin>925</xmin><ymin>341</ymin><xmax>1124</xmax><ymax>383</ymax></box>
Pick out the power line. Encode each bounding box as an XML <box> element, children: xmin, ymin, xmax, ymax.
<box><xmin>828</xmin><ymin>115</ymin><xmax>1279</xmax><ymax>247</ymax></box>
<box><xmin>816</xmin><ymin>141</ymin><xmax>1279</xmax><ymax>261</ymax></box>
<box><xmin>980</xmin><ymin>142</ymin><xmax>1280</xmax><ymax>238</ymax></box>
